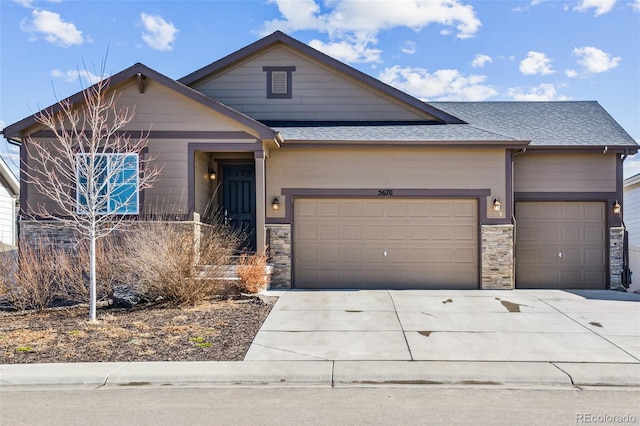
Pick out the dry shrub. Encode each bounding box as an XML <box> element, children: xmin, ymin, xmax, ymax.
<box><xmin>59</xmin><ymin>236</ymin><xmax>123</xmax><ymax>304</ymax></box>
<box><xmin>121</xmin><ymin>222</ymin><xmax>238</xmax><ymax>305</ymax></box>
<box><xmin>236</xmin><ymin>248</ymin><xmax>269</xmax><ymax>294</ymax></box>
<box><xmin>0</xmin><ymin>239</ymin><xmax>63</xmax><ymax>311</ymax></box>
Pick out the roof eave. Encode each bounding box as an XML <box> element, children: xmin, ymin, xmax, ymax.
<box><xmin>3</xmin><ymin>63</ymin><xmax>277</xmax><ymax>141</ymax></box>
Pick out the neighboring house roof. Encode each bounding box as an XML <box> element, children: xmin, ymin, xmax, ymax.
<box><xmin>625</xmin><ymin>172</ymin><xmax>640</xmax><ymax>187</ymax></box>
<box><xmin>178</xmin><ymin>30</ymin><xmax>465</xmax><ymax>125</ymax></box>
<box><xmin>270</xmin><ymin>122</ymin><xmax>526</xmax><ymax>145</ymax></box>
<box><xmin>3</xmin><ymin>63</ymin><xmax>279</xmax><ymax>142</ymax></box>
<box><xmin>429</xmin><ymin>101</ymin><xmax>638</xmax><ymax>149</ymax></box>
<box><xmin>0</xmin><ymin>156</ymin><xmax>18</xmax><ymax>196</ymax></box>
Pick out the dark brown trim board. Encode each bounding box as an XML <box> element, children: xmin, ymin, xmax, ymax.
<box><xmin>266</xmin><ymin>188</ymin><xmax>512</xmax><ymax>226</ymax></box>
<box><xmin>31</xmin><ymin>130</ymin><xmax>258</xmax><ymax>140</ymax></box>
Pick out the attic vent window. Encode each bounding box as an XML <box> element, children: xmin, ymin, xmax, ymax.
<box><xmin>263</xmin><ymin>66</ymin><xmax>295</xmax><ymax>99</ymax></box>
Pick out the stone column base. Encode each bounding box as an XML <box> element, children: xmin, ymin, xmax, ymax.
<box><xmin>481</xmin><ymin>224</ymin><xmax>514</xmax><ymax>290</ymax></box>
<box><xmin>266</xmin><ymin>224</ymin><xmax>292</xmax><ymax>289</ymax></box>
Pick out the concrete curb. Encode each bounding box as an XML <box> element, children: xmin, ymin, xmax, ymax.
<box><xmin>552</xmin><ymin>363</ymin><xmax>640</xmax><ymax>387</ymax></box>
<box><xmin>332</xmin><ymin>361</ymin><xmax>572</xmax><ymax>387</ymax></box>
<box><xmin>3</xmin><ymin>361</ymin><xmax>640</xmax><ymax>389</ymax></box>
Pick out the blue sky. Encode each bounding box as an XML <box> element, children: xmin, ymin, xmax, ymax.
<box><xmin>1</xmin><ymin>0</ymin><xmax>639</xmax><ymax>178</ymax></box>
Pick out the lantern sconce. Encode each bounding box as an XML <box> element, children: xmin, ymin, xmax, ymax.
<box><xmin>272</xmin><ymin>197</ymin><xmax>280</xmax><ymax>211</ymax></box>
<box><xmin>208</xmin><ymin>168</ymin><xmax>217</xmax><ymax>181</ymax></box>
<box><xmin>492</xmin><ymin>198</ymin><xmax>502</xmax><ymax>213</ymax></box>
<box><xmin>613</xmin><ymin>200</ymin><xmax>621</xmax><ymax>215</ymax></box>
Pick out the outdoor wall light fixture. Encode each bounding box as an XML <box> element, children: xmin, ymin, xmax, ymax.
<box><xmin>492</xmin><ymin>198</ymin><xmax>501</xmax><ymax>213</ymax></box>
<box><xmin>208</xmin><ymin>168</ymin><xmax>217</xmax><ymax>180</ymax></box>
<box><xmin>613</xmin><ymin>200</ymin><xmax>621</xmax><ymax>215</ymax></box>
<box><xmin>272</xmin><ymin>197</ymin><xmax>280</xmax><ymax>211</ymax></box>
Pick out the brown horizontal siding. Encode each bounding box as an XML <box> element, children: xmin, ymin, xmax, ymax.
<box><xmin>193</xmin><ymin>45</ymin><xmax>428</xmax><ymax>122</ymax></box>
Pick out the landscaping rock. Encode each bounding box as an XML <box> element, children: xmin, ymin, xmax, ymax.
<box><xmin>111</xmin><ymin>285</ymin><xmax>142</xmax><ymax>308</ymax></box>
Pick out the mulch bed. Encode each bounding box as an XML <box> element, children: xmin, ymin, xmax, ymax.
<box><xmin>0</xmin><ymin>296</ymin><xmax>276</xmax><ymax>364</ymax></box>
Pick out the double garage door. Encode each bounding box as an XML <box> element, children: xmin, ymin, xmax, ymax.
<box><xmin>515</xmin><ymin>201</ymin><xmax>607</xmax><ymax>289</ymax></box>
<box><xmin>293</xmin><ymin>198</ymin><xmax>478</xmax><ymax>289</ymax></box>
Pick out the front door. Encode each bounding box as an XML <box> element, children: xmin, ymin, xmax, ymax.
<box><xmin>223</xmin><ymin>164</ymin><xmax>256</xmax><ymax>251</ymax></box>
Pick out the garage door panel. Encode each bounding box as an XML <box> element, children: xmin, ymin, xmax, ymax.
<box><xmin>562</xmin><ymin>225</ymin><xmax>581</xmax><ymax>242</ymax></box>
<box><xmin>454</xmin><ymin>201</ymin><xmax>476</xmax><ymax>217</ymax></box>
<box><xmin>584</xmin><ymin>247</ymin><xmax>605</xmax><ymax>263</ymax></box>
<box><xmin>432</xmin><ymin>201</ymin><xmax>454</xmax><ymax>216</ymax></box>
<box><xmin>386</xmin><ymin>202</ymin><xmax>408</xmax><ymax>217</ymax></box>
<box><xmin>363</xmin><ymin>201</ymin><xmax>385</xmax><ymax>217</ymax></box>
<box><xmin>584</xmin><ymin>227</ymin><xmax>605</xmax><ymax>243</ymax></box>
<box><xmin>385</xmin><ymin>225</ymin><xmax>407</xmax><ymax>240</ymax></box>
<box><xmin>297</xmin><ymin>200</ymin><xmax>318</xmax><ymax>216</ymax></box>
<box><xmin>432</xmin><ymin>225</ymin><xmax>454</xmax><ymax>240</ymax></box>
<box><xmin>538</xmin><ymin>227</ymin><xmax>560</xmax><ymax>242</ymax></box>
<box><xmin>516</xmin><ymin>201</ymin><xmax>605</xmax><ymax>290</ymax></box>
<box><xmin>340</xmin><ymin>201</ymin><xmax>362</xmax><ymax>216</ymax></box>
<box><xmin>294</xmin><ymin>198</ymin><xmax>478</xmax><ymax>289</ymax></box>
<box><xmin>455</xmin><ymin>225</ymin><xmax>476</xmax><ymax>240</ymax></box>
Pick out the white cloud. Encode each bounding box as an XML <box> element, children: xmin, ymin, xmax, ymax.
<box><xmin>634</xmin><ymin>0</ymin><xmax>640</xmax><ymax>11</ymax></box>
<box><xmin>140</xmin><ymin>13</ymin><xmax>179</xmax><ymax>51</ymax></box>
<box><xmin>519</xmin><ymin>51</ymin><xmax>554</xmax><ymax>75</ymax></box>
<box><xmin>13</xmin><ymin>0</ymin><xmax>35</xmax><ymax>7</ymax></box>
<box><xmin>573</xmin><ymin>46</ymin><xmax>621</xmax><ymax>73</ymax></box>
<box><xmin>401</xmin><ymin>41</ymin><xmax>416</xmax><ymax>55</ymax></box>
<box><xmin>263</xmin><ymin>0</ymin><xmax>481</xmax><ymax>39</ymax></box>
<box><xmin>565</xmin><ymin>69</ymin><xmax>578</xmax><ymax>78</ymax></box>
<box><xmin>309</xmin><ymin>35</ymin><xmax>382</xmax><ymax>63</ymax></box>
<box><xmin>51</xmin><ymin>69</ymin><xmax>104</xmax><ymax>85</ymax></box>
<box><xmin>508</xmin><ymin>84</ymin><xmax>571</xmax><ymax>101</ymax></box>
<box><xmin>20</xmin><ymin>9</ymin><xmax>84</xmax><ymax>47</ymax></box>
<box><xmin>379</xmin><ymin>66</ymin><xmax>497</xmax><ymax>101</ymax></box>
<box><xmin>471</xmin><ymin>53</ymin><xmax>492</xmax><ymax>68</ymax></box>
<box><xmin>574</xmin><ymin>0</ymin><xmax>616</xmax><ymax>16</ymax></box>
<box><xmin>261</xmin><ymin>0</ymin><xmax>480</xmax><ymax>64</ymax></box>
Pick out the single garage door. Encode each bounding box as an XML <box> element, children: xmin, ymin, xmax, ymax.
<box><xmin>293</xmin><ymin>198</ymin><xmax>478</xmax><ymax>289</ymax></box>
<box><xmin>515</xmin><ymin>201</ymin><xmax>606</xmax><ymax>289</ymax></box>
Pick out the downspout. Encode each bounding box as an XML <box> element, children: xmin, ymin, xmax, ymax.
<box><xmin>510</xmin><ymin>148</ymin><xmax>527</xmax><ymax>286</ymax></box>
<box><xmin>620</xmin><ymin>151</ymin><xmax>631</xmax><ymax>289</ymax></box>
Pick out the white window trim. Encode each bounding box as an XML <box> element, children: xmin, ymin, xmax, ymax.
<box><xmin>76</xmin><ymin>153</ymin><xmax>140</xmax><ymax>215</ymax></box>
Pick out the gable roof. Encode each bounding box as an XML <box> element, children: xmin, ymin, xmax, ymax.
<box><xmin>429</xmin><ymin>101</ymin><xmax>638</xmax><ymax>150</ymax></box>
<box><xmin>3</xmin><ymin>63</ymin><xmax>279</xmax><ymax>141</ymax></box>
<box><xmin>178</xmin><ymin>31</ymin><xmax>465</xmax><ymax>125</ymax></box>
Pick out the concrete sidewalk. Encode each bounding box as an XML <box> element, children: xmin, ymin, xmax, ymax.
<box><xmin>2</xmin><ymin>289</ymin><xmax>639</xmax><ymax>389</ymax></box>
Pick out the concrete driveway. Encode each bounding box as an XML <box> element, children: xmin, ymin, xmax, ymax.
<box><xmin>245</xmin><ymin>289</ymin><xmax>640</xmax><ymax>363</ymax></box>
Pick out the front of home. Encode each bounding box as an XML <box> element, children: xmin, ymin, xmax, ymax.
<box><xmin>3</xmin><ymin>31</ymin><xmax>638</xmax><ymax>291</ymax></box>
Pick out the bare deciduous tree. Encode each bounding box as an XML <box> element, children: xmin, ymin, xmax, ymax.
<box><xmin>23</xmin><ymin>77</ymin><xmax>161</xmax><ymax>321</ymax></box>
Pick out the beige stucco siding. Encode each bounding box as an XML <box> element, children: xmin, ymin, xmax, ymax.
<box><xmin>193</xmin><ymin>45</ymin><xmax>429</xmax><ymax>122</ymax></box>
<box><xmin>267</xmin><ymin>147</ymin><xmax>506</xmax><ymax>220</ymax></box>
<box><xmin>514</xmin><ymin>153</ymin><xmax>616</xmax><ymax>193</ymax></box>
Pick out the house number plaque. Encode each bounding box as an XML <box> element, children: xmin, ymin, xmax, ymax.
<box><xmin>378</xmin><ymin>189</ymin><xmax>394</xmax><ymax>197</ymax></box>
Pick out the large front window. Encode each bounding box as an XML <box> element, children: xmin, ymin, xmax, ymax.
<box><xmin>76</xmin><ymin>153</ymin><xmax>139</xmax><ymax>215</ymax></box>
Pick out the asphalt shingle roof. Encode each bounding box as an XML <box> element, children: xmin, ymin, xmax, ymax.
<box><xmin>272</xmin><ymin>101</ymin><xmax>637</xmax><ymax>149</ymax></box>
<box><xmin>273</xmin><ymin>123</ymin><xmax>517</xmax><ymax>142</ymax></box>
<box><xmin>428</xmin><ymin>101</ymin><xmax>637</xmax><ymax>147</ymax></box>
